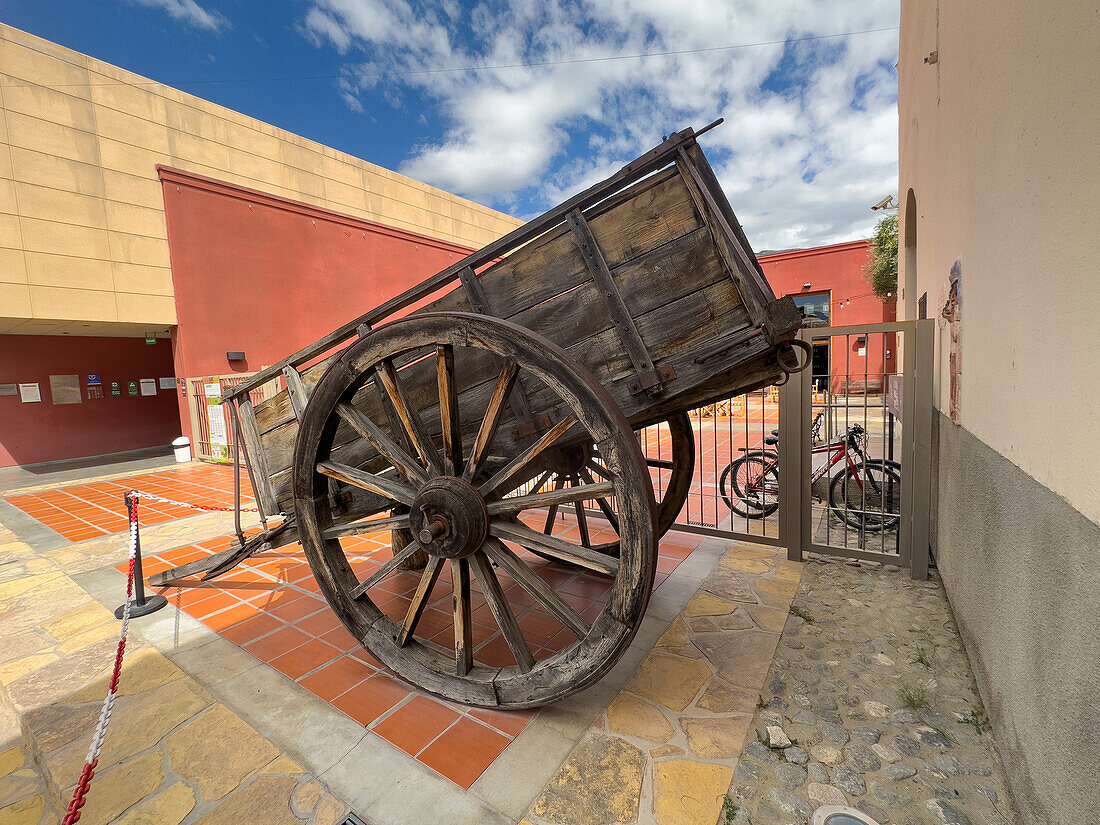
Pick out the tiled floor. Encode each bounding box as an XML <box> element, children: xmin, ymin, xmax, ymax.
<box><xmin>122</xmin><ymin>515</ymin><xmax>705</xmax><ymax>789</ymax></box>
<box><xmin>4</xmin><ymin>464</ymin><xmax>254</xmax><ymax>541</ymax></box>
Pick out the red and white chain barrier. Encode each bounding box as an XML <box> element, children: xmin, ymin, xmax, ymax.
<box><xmin>60</xmin><ymin>493</ymin><xmax>142</xmax><ymax>824</ymax></box>
<box><xmin>59</xmin><ymin>488</ymin><xmax>261</xmax><ymax>822</ymax></box>
<box><xmin>125</xmin><ymin>489</ymin><xmax>261</xmax><ymax>514</ymax></box>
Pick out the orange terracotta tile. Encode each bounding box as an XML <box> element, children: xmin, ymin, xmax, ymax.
<box><xmin>295</xmin><ymin>609</ymin><xmax>341</xmax><ymax>638</ymax></box>
<box><xmin>373</xmin><ymin>696</ymin><xmax>459</xmax><ymax>756</ymax></box>
<box><xmin>332</xmin><ymin>674</ymin><xmax>408</xmax><ymax>726</ymax></box>
<box><xmin>203</xmin><ymin>601</ymin><xmax>262</xmax><ymax>632</ymax></box>
<box><xmin>243</xmin><ymin>625</ymin><xmax>311</xmax><ymax>662</ymax></box>
<box><xmin>321</xmin><ymin>625</ymin><xmax>361</xmax><ymax>653</ymax></box>
<box><xmin>268</xmin><ymin>638</ymin><xmax>342</xmax><ymax>680</ymax></box>
<box><xmin>418</xmin><ymin>718</ymin><xmax>511</xmax><ymax>789</ymax></box>
<box><xmin>298</xmin><ymin>655</ymin><xmax>375</xmax><ymax>702</ymax></box>
<box><xmin>469</xmin><ymin>707</ymin><xmax>536</xmax><ymax>738</ymax></box>
<box><xmin>220</xmin><ymin>613</ymin><xmax>286</xmax><ymax>646</ymax></box>
<box><xmin>187</xmin><ymin>591</ymin><xmax>242</xmax><ymax>618</ymax></box>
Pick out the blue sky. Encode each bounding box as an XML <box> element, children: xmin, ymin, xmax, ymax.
<box><xmin>1</xmin><ymin>0</ymin><xmax>899</xmax><ymax>250</ymax></box>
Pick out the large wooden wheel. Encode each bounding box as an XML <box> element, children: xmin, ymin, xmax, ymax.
<box><xmin>535</xmin><ymin>412</ymin><xmax>694</xmax><ymax>557</ymax></box>
<box><xmin>293</xmin><ymin>313</ymin><xmax>657</xmax><ymax>708</ymax></box>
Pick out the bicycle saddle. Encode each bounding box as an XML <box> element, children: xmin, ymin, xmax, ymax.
<box><xmin>764</xmin><ymin>435</ymin><xmax>779</xmax><ymax>445</ymax></box>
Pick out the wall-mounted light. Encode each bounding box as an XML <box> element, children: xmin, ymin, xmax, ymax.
<box><xmin>802</xmin><ymin>283</ymin><xmax>812</xmax><ymax>290</ymax></box>
<box><xmin>227</xmin><ymin>351</ymin><xmax>246</xmax><ymax>362</ymax></box>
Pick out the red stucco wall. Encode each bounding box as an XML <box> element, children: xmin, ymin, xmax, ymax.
<box><xmin>759</xmin><ymin>240</ymin><xmax>898</xmax><ymax>391</ymax></box>
<box><xmin>158</xmin><ymin>167</ymin><xmax>478</xmax><ymax>443</ymax></box>
<box><xmin>0</xmin><ymin>335</ymin><xmax>182</xmax><ymax>467</ymax></box>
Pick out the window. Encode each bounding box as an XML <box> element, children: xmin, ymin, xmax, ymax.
<box><xmin>791</xmin><ymin>292</ymin><xmax>830</xmax><ymax>327</ymax></box>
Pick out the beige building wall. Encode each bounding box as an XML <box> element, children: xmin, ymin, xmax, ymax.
<box><xmin>899</xmin><ymin>0</ymin><xmax>1100</xmax><ymax>524</ymax></box>
<box><xmin>0</xmin><ymin>24</ymin><xmax>523</xmax><ymax>337</ymax></box>
<box><xmin>899</xmin><ymin>3</ymin><xmax>1100</xmax><ymax>824</ymax></box>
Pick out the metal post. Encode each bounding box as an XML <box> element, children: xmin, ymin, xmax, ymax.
<box><xmin>230</xmin><ymin>405</ymin><xmax>246</xmax><ymax>548</ymax></box>
<box><xmin>115</xmin><ymin>493</ymin><xmax>167</xmax><ymax>619</ymax></box>
<box><xmin>778</xmin><ymin>332</ymin><xmax>806</xmax><ymax>561</ymax></box>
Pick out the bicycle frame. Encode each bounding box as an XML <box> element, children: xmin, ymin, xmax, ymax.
<box><xmin>743</xmin><ymin>428</ymin><xmax>869</xmax><ymax>498</ymax></box>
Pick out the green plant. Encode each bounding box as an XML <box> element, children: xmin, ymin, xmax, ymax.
<box><xmin>898</xmin><ymin>684</ymin><xmax>930</xmax><ymax>710</ymax></box>
<box><xmin>864</xmin><ymin>212</ymin><xmax>898</xmax><ymax>301</ymax></box>
<box><xmin>789</xmin><ymin>605</ymin><xmax>815</xmax><ymax>623</ymax></box>
<box><xmin>757</xmin><ymin>695</ymin><xmax>768</xmax><ymax>710</ymax></box>
<box><xmin>959</xmin><ymin>704</ymin><xmax>991</xmax><ymax>735</ymax></box>
<box><xmin>721</xmin><ymin>795</ymin><xmax>741</xmax><ymax>823</ymax></box>
<box><xmin>911</xmin><ymin>645</ymin><xmax>935</xmax><ymax>667</ymax></box>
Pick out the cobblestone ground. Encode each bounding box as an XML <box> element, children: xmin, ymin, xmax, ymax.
<box><xmin>725</xmin><ymin>558</ymin><xmax>1016</xmax><ymax>825</ymax></box>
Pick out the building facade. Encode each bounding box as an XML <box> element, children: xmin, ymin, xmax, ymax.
<box><xmin>0</xmin><ymin>24</ymin><xmax>522</xmax><ymax>468</ymax></box>
<box><xmin>759</xmin><ymin>240</ymin><xmax>897</xmax><ymax>393</ymax></box>
<box><xmin>899</xmin><ymin>2</ymin><xmax>1100</xmax><ymax>822</ymax></box>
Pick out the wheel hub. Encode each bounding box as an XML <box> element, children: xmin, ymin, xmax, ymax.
<box><xmin>409</xmin><ymin>476</ymin><xmax>488</xmax><ymax>559</ymax></box>
<box><xmin>543</xmin><ymin>441</ymin><xmax>592</xmax><ymax>477</ymax></box>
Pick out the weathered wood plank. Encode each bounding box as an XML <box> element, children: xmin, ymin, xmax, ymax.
<box><xmin>490</xmin><ymin>521</ymin><xmax>618</xmax><ymax>576</ymax></box>
<box><xmin>251</xmin><ymin>170</ymin><xmax>705</xmax><ymax>437</ymax></box>
<box><xmin>452</xmin><ymin>558</ymin><xmax>474</xmax><ymax>676</ymax></box>
<box><xmin>487</xmin><ymin>482</ymin><xmax>614</xmax><ymax>516</ymax></box>
<box><xmin>470</xmin><ymin>550</ymin><xmax>535</xmax><ymax>672</ymax></box>
<box><xmin>481</xmin><ymin>537</ymin><xmax>590</xmax><ymax>638</ymax></box>
<box><xmin>237</xmin><ymin>400</ymin><xmax>278</xmax><ymax>515</ymax></box>
<box><xmin>223</xmin><ymin>128</ymin><xmax>709</xmax><ymax>405</ymax></box>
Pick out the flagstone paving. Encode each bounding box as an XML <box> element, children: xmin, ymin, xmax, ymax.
<box><xmin>0</xmin><ymin>527</ymin><xmax>347</xmax><ymax>825</ymax></box>
<box><xmin>523</xmin><ymin>543</ymin><xmax>802</xmax><ymax>825</ymax></box>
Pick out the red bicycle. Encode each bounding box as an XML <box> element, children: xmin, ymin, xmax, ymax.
<box><xmin>718</xmin><ymin>412</ymin><xmax>901</xmax><ymax>531</ymax></box>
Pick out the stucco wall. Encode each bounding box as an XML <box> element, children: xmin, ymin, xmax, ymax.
<box><xmin>899</xmin><ymin>2</ymin><xmax>1100</xmax><ymax>823</ymax></box>
<box><xmin>0</xmin><ymin>23</ymin><xmax>522</xmax><ymax>335</ymax></box>
<box><xmin>899</xmin><ymin>0</ymin><xmax>1100</xmax><ymax>523</ymax></box>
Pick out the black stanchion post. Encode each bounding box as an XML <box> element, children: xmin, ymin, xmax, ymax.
<box><xmin>115</xmin><ymin>492</ymin><xmax>167</xmax><ymax>619</ymax></box>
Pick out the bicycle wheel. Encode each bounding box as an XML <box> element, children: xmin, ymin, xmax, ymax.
<box><xmin>720</xmin><ymin>453</ymin><xmax>780</xmax><ymax>518</ymax></box>
<box><xmin>828</xmin><ymin>460</ymin><xmax>902</xmax><ymax>532</ymax></box>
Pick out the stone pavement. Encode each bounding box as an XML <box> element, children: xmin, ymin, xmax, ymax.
<box><xmin>523</xmin><ymin>543</ymin><xmax>803</xmax><ymax>825</ymax></box>
<box><xmin>0</xmin><ymin>521</ymin><xmax>349</xmax><ymax>825</ymax></box>
<box><xmin>724</xmin><ymin>558</ymin><xmax>1016</xmax><ymax>825</ymax></box>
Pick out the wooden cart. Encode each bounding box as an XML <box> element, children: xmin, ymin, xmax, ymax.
<box><xmin>173</xmin><ymin>122</ymin><xmax>807</xmax><ymax>708</ymax></box>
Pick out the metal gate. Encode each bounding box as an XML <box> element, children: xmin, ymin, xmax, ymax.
<box><xmin>186</xmin><ymin>373</ymin><xmax>279</xmax><ymax>462</ymax></box>
<box><xmin>641</xmin><ymin>319</ymin><xmax>933</xmax><ymax>578</ymax></box>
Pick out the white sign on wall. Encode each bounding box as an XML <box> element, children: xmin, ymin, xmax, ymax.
<box><xmin>18</xmin><ymin>383</ymin><xmax>41</xmax><ymax>403</ymax></box>
<box><xmin>139</xmin><ymin>378</ymin><xmax>157</xmax><ymax>396</ymax></box>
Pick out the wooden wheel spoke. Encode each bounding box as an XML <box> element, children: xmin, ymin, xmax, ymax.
<box><xmin>323</xmin><ymin>511</ymin><xmax>411</xmax><ymax>540</ymax></box>
<box><xmin>375</xmin><ymin>359</ymin><xmax>444</xmax><ymax>475</ymax></box>
<box><xmin>436</xmin><ymin>345</ymin><xmax>463</xmax><ymax>476</ymax></box>
<box><xmin>451</xmin><ymin>558</ymin><xmax>474</xmax><ymax>676</ymax></box>
<box><xmin>335</xmin><ymin>402</ymin><xmax>428</xmax><ymax>486</ymax></box>
<box><xmin>581</xmin><ymin>469</ymin><xmax>620</xmax><ymax>532</ymax></box>
<box><xmin>482</xmin><ymin>538</ymin><xmax>590</xmax><ymax>638</ymax></box>
<box><xmin>317</xmin><ymin>460</ymin><xmax>416</xmax><ymax>506</ymax></box>
<box><xmin>470</xmin><ymin>551</ymin><xmax>535</xmax><ymax>673</ymax></box>
<box><xmin>398</xmin><ymin>556</ymin><xmax>444</xmax><ymax>646</ymax></box>
<box><xmin>486</xmin><ymin>481</ymin><xmax>614</xmax><ymax>516</ymax></box>
<box><xmin>573</xmin><ymin>496</ymin><xmax>592</xmax><ymax>548</ymax></box>
<box><xmin>543</xmin><ymin>477</ymin><xmax>564</xmax><ymax>534</ymax></box>
<box><xmin>489</xmin><ymin>521</ymin><xmax>618</xmax><ymax>576</ymax></box>
<box><xmin>462</xmin><ymin>359</ymin><xmax>519</xmax><ymax>482</ymax></box>
<box><xmin>478</xmin><ymin>416</ymin><xmax>577</xmax><ymax>497</ymax></box>
<box><xmin>586</xmin><ymin>459</ymin><xmax>615</xmax><ymax>480</ymax></box>
<box><xmin>350</xmin><ymin>542</ymin><xmax>423</xmax><ymax>598</ymax></box>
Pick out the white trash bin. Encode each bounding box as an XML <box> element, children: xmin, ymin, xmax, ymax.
<box><xmin>172</xmin><ymin>436</ymin><xmax>191</xmax><ymax>463</ymax></box>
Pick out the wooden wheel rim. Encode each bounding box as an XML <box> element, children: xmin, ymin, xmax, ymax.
<box><xmin>293</xmin><ymin>312</ymin><xmax>657</xmax><ymax>708</ymax></box>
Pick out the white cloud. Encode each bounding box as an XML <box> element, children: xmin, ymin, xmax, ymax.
<box><xmin>298</xmin><ymin>0</ymin><xmax>900</xmax><ymax>249</ymax></box>
<box><xmin>129</xmin><ymin>0</ymin><xmax>228</xmax><ymax>32</ymax></box>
